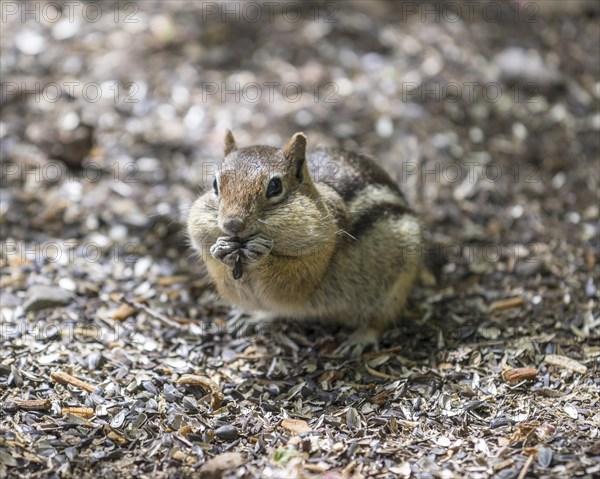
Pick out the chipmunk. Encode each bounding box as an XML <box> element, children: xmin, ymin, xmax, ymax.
<box><xmin>187</xmin><ymin>131</ymin><xmax>422</xmax><ymax>355</ymax></box>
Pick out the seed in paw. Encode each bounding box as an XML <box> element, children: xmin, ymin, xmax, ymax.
<box><xmin>233</xmin><ymin>254</ymin><xmax>243</xmax><ymax>279</ymax></box>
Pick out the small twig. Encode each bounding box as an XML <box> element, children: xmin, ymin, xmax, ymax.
<box><xmin>489</xmin><ymin>296</ymin><xmax>525</xmax><ymax>313</ymax></box>
<box><xmin>62</xmin><ymin>406</ymin><xmax>95</xmax><ymax>418</ymax></box>
<box><xmin>157</xmin><ymin>275</ymin><xmax>190</xmax><ymax>286</ymax></box>
<box><xmin>125</xmin><ymin>299</ymin><xmax>187</xmax><ymax>330</ymax></box>
<box><xmin>10</xmin><ymin>398</ymin><xmax>51</xmax><ymax>411</ymax></box>
<box><xmin>501</xmin><ymin>367</ymin><xmax>538</xmax><ymax>384</ymax></box>
<box><xmin>517</xmin><ymin>452</ymin><xmax>535</xmax><ymax>479</ymax></box>
<box><xmin>361</xmin><ymin>344</ymin><xmax>405</xmax><ymax>360</ymax></box>
<box><xmin>364</xmin><ymin>363</ymin><xmax>398</xmax><ymax>380</ymax></box>
<box><xmin>50</xmin><ymin>371</ymin><xmax>96</xmax><ymax>393</ymax></box>
<box><xmin>544</xmin><ymin>354</ymin><xmax>588</xmax><ymax>374</ymax></box>
<box><xmin>112</xmin><ymin>303</ymin><xmax>137</xmax><ymax>321</ymax></box>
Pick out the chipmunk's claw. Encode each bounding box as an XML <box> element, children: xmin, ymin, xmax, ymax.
<box><xmin>242</xmin><ymin>236</ymin><xmax>274</xmax><ymax>262</ymax></box>
<box><xmin>333</xmin><ymin>327</ymin><xmax>381</xmax><ymax>358</ymax></box>
<box><xmin>228</xmin><ymin>310</ymin><xmax>279</xmax><ymax>337</ymax></box>
<box><xmin>211</xmin><ymin>236</ymin><xmax>273</xmax><ymax>264</ymax></box>
<box><xmin>210</xmin><ymin>237</ymin><xmax>242</xmax><ymax>264</ymax></box>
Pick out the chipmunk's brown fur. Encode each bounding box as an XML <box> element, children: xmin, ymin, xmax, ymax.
<box><xmin>188</xmin><ymin>131</ymin><xmax>422</xmax><ymax>354</ymax></box>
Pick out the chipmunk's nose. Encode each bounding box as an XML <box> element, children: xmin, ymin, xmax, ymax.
<box><xmin>222</xmin><ymin>216</ymin><xmax>245</xmax><ymax>235</ymax></box>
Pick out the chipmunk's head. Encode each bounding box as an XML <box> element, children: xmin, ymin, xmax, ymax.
<box><xmin>214</xmin><ymin>130</ymin><xmax>313</xmax><ymax>239</ymax></box>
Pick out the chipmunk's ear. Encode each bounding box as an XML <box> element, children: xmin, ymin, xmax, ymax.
<box><xmin>224</xmin><ymin>130</ymin><xmax>237</xmax><ymax>156</ymax></box>
<box><xmin>283</xmin><ymin>132</ymin><xmax>307</xmax><ymax>182</ymax></box>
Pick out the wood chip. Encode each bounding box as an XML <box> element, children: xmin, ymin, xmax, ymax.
<box><xmin>544</xmin><ymin>354</ymin><xmax>588</xmax><ymax>374</ymax></box>
<box><xmin>489</xmin><ymin>296</ymin><xmax>525</xmax><ymax>312</ymax></box>
<box><xmin>176</xmin><ymin>374</ymin><xmax>224</xmax><ymax>409</ymax></box>
<box><xmin>103</xmin><ymin>425</ymin><xmax>128</xmax><ymax>446</ymax></box>
<box><xmin>62</xmin><ymin>406</ymin><xmax>95</xmax><ymax>418</ymax></box>
<box><xmin>501</xmin><ymin>367</ymin><xmax>538</xmax><ymax>384</ymax></box>
<box><xmin>493</xmin><ymin>459</ymin><xmax>515</xmax><ymax>472</ymax></box>
<box><xmin>50</xmin><ymin>371</ymin><xmax>96</xmax><ymax>393</ymax></box>
<box><xmin>517</xmin><ymin>452</ymin><xmax>535</xmax><ymax>479</ymax></box>
<box><xmin>341</xmin><ymin>460</ymin><xmax>357</xmax><ymax>476</ymax></box>
<box><xmin>10</xmin><ymin>398</ymin><xmax>51</xmax><ymax>411</ymax></box>
<box><xmin>304</xmin><ymin>462</ymin><xmax>330</xmax><ymax>472</ymax></box>
<box><xmin>111</xmin><ymin>303</ymin><xmax>137</xmax><ymax>321</ymax></box>
<box><xmin>172</xmin><ymin>449</ymin><xmax>197</xmax><ymax>465</ymax></box>
<box><xmin>158</xmin><ymin>275</ymin><xmax>190</xmax><ymax>286</ymax></box>
<box><xmin>281</xmin><ymin>418</ymin><xmax>312</xmax><ymax>435</ymax></box>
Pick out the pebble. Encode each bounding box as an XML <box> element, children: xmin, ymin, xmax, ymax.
<box><xmin>15</xmin><ymin>30</ymin><xmax>45</xmax><ymax>55</ymax></box>
<box><xmin>52</xmin><ymin>19</ymin><xmax>80</xmax><ymax>40</ymax></box>
<box><xmin>58</xmin><ymin>277</ymin><xmax>77</xmax><ymax>292</ymax></box>
<box><xmin>215</xmin><ymin>424</ymin><xmax>238</xmax><ymax>442</ymax></box>
<box><xmin>23</xmin><ymin>285</ymin><xmax>74</xmax><ymax>312</ymax></box>
<box><xmin>515</xmin><ymin>260</ymin><xmax>542</xmax><ymax>277</ymax></box>
<box><xmin>494</xmin><ymin>47</ymin><xmax>562</xmax><ymax>88</ymax></box>
<box><xmin>586</xmin><ymin>278</ymin><xmax>597</xmax><ymax>298</ymax></box>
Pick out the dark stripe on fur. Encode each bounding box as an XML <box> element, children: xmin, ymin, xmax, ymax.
<box><xmin>349</xmin><ymin>202</ymin><xmax>411</xmax><ymax>238</ymax></box>
<box><xmin>308</xmin><ymin>148</ymin><xmax>403</xmax><ymax>202</ymax></box>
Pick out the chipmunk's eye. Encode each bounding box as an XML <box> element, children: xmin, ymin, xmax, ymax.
<box><xmin>266</xmin><ymin>177</ymin><xmax>283</xmax><ymax>198</ymax></box>
<box><xmin>213</xmin><ymin>178</ymin><xmax>218</xmax><ymax>196</ymax></box>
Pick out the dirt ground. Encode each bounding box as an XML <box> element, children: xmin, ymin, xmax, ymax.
<box><xmin>1</xmin><ymin>1</ymin><xmax>599</xmax><ymax>478</ymax></box>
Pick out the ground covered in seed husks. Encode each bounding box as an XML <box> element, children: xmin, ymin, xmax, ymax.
<box><xmin>1</xmin><ymin>1</ymin><xmax>599</xmax><ymax>478</ymax></box>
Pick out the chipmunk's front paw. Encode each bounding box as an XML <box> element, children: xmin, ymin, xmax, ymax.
<box><xmin>229</xmin><ymin>310</ymin><xmax>279</xmax><ymax>337</ymax></box>
<box><xmin>333</xmin><ymin>327</ymin><xmax>381</xmax><ymax>358</ymax></box>
<box><xmin>240</xmin><ymin>236</ymin><xmax>273</xmax><ymax>263</ymax></box>
<box><xmin>210</xmin><ymin>237</ymin><xmax>243</xmax><ymax>264</ymax></box>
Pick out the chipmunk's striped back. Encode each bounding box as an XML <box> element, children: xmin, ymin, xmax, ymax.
<box><xmin>308</xmin><ymin>147</ymin><xmax>414</xmax><ymax>240</ymax></box>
